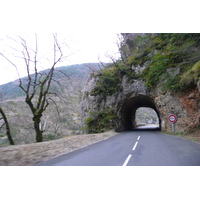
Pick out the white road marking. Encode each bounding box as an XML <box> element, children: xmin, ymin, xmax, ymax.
<box><xmin>122</xmin><ymin>137</ymin><xmax>140</xmax><ymax>166</ymax></box>
<box><xmin>132</xmin><ymin>141</ymin><xmax>138</xmax><ymax>151</ymax></box>
<box><xmin>122</xmin><ymin>154</ymin><xmax>132</xmax><ymax>166</ymax></box>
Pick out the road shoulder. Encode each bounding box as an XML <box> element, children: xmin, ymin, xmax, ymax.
<box><xmin>0</xmin><ymin>130</ymin><xmax>118</xmax><ymax>166</ymax></box>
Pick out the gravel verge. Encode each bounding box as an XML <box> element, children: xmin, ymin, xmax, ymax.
<box><xmin>0</xmin><ymin>130</ymin><xmax>118</xmax><ymax>166</ymax></box>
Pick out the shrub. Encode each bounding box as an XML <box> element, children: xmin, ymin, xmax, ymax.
<box><xmin>139</xmin><ymin>34</ymin><xmax>200</xmax><ymax>92</ymax></box>
<box><xmin>84</xmin><ymin>108</ymin><xmax>115</xmax><ymax>134</ymax></box>
<box><xmin>43</xmin><ymin>134</ymin><xmax>57</xmax><ymax>141</ymax></box>
<box><xmin>180</xmin><ymin>60</ymin><xmax>200</xmax><ymax>87</ymax></box>
<box><xmin>144</xmin><ymin>53</ymin><xmax>169</xmax><ymax>87</ymax></box>
<box><xmin>90</xmin><ymin>67</ymin><xmax>121</xmax><ymax>96</ymax></box>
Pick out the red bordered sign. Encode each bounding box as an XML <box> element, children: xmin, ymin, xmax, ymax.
<box><xmin>168</xmin><ymin>115</ymin><xmax>177</xmax><ymax>123</ymax></box>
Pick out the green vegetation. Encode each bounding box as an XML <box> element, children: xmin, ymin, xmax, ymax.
<box><xmin>84</xmin><ymin>108</ymin><xmax>115</xmax><ymax>133</ymax></box>
<box><xmin>180</xmin><ymin>60</ymin><xmax>200</xmax><ymax>88</ymax></box>
<box><xmin>137</xmin><ymin>33</ymin><xmax>200</xmax><ymax>92</ymax></box>
<box><xmin>43</xmin><ymin>134</ymin><xmax>57</xmax><ymax>141</ymax></box>
<box><xmin>90</xmin><ymin>66</ymin><xmax>121</xmax><ymax>96</ymax></box>
<box><xmin>92</xmin><ymin>33</ymin><xmax>200</xmax><ymax>95</ymax></box>
<box><xmin>165</xmin><ymin>132</ymin><xmax>185</xmax><ymax>137</ymax></box>
<box><xmin>164</xmin><ymin>131</ymin><xmax>200</xmax><ymax>143</ymax></box>
<box><xmin>83</xmin><ymin>34</ymin><xmax>200</xmax><ymax>133</ymax></box>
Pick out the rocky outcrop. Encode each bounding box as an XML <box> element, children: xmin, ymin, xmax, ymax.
<box><xmin>120</xmin><ymin>33</ymin><xmax>145</xmax><ymax>58</ymax></box>
<box><xmin>80</xmin><ymin>34</ymin><xmax>200</xmax><ymax>134</ymax></box>
<box><xmin>81</xmin><ymin>74</ymin><xmax>200</xmax><ymax>133</ymax></box>
<box><xmin>152</xmin><ymin>88</ymin><xmax>200</xmax><ymax>132</ymax></box>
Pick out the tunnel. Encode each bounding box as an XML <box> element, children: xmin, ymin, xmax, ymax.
<box><xmin>118</xmin><ymin>95</ymin><xmax>162</xmax><ymax>131</ymax></box>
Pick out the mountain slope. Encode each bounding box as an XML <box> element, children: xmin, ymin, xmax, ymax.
<box><xmin>0</xmin><ymin>63</ymin><xmax>101</xmax><ymax>145</ymax></box>
<box><xmin>0</xmin><ymin>63</ymin><xmax>100</xmax><ymax>100</ymax></box>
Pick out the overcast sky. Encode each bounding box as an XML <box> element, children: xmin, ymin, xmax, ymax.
<box><xmin>0</xmin><ymin>1</ymin><xmax>197</xmax><ymax>86</ymax></box>
<box><xmin>0</xmin><ymin>33</ymin><xmax>121</xmax><ymax>85</ymax></box>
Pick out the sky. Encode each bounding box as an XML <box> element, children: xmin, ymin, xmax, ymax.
<box><xmin>0</xmin><ymin>0</ymin><xmax>198</xmax><ymax>86</ymax></box>
<box><xmin>0</xmin><ymin>33</ymin><xmax>121</xmax><ymax>85</ymax></box>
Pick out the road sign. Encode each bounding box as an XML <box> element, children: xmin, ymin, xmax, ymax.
<box><xmin>168</xmin><ymin>115</ymin><xmax>177</xmax><ymax>132</ymax></box>
<box><xmin>168</xmin><ymin>115</ymin><xmax>177</xmax><ymax>123</ymax></box>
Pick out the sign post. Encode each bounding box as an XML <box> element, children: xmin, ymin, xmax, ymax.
<box><xmin>168</xmin><ymin>115</ymin><xmax>177</xmax><ymax>132</ymax></box>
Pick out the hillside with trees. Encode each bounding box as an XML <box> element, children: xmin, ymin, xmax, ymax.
<box><xmin>0</xmin><ymin>63</ymin><xmax>100</xmax><ymax>146</ymax></box>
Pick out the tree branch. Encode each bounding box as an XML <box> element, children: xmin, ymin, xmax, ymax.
<box><xmin>48</xmin><ymin>97</ymin><xmax>61</xmax><ymax>120</ymax></box>
<box><xmin>0</xmin><ymin>122</ymin><xmax>5</xmax><ymax>129</ymax></box>
<box><xmin>0</xmin><ymin>107</ymin><xmax>15</xmax><ymax>145</ymax></box>
<box><xmin>1</xmin><ymin>34</ymin><xmax>69</xmax><ymax>143</ymax></box>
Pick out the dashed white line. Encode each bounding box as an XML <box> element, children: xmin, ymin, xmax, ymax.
<box><xmin>122</xmin><ymin>136</ymin><xmax>141</xmax><ymax>166</ymax></box>
<box><xmin>132</xmin><ymin>141</ymin><xmax>138</xmax><ymax>151</ymax></box>
<box><xmin>122</xmin><ymin>154</ymin><xmax>132</xmax><ymax>166</ymax></box>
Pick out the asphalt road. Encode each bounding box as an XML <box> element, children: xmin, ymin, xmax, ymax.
<box><xmin>35</xmin><ymin>129</ymin><xmax>200</xmax><ymax>166</ymax></box>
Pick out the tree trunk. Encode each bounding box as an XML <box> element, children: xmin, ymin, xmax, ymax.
<box><xmin>33</xmin><ymin>117</ymin><xmax>43</xmax><ymax>142</ymax></box>
<box><xmin>0</xmin><ymin>107</ymin><xmax>15</xmax><ymax>145</ymax></box>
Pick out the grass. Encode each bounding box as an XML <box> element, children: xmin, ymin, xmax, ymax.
<box><xmin>180</xmin><ymin>60</ymin><xmax>200</xmax><ymax>87</ymax></box>
<box><xmin>165</xmin><ymin>132</ymin><xmax>185</xmax><ymax>137</ymax></box>
<box><xmin>165</xmin><ymin>131</ymin><xmax>200</xmax><ymax>143</ymax></box>
<box><xmin>165</xmin><ymin>132</ymin><xmax>184</xmax><ymax>136</ymax></box>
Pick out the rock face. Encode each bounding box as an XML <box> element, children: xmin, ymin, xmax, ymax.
<box><xmin>120</xmin><ymin>33</ymin><xmax>145</xmax><ymax>58</ymax></box>
<box><xmin>81</xmin><ymin>34</ymin><xmax>200</xmax><ymax>133</ymax></box>
<box><xmin>152</xmin><ymin>88</ymin><xmax>200</xmax><ymax>132</ymax></box>
<box><xmin>81</xmin><ymin>75</ymin><xmax>200</xmax><ymax>133</ymax></box>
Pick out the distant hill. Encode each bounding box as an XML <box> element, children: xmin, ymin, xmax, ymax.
<box><xmin>0</xmin><ymin>63</ymin><xmax>104</xmax><ymax>145</ymax></box>
<box><xmin>135</xmin><ymin>107</ymin><xmax>159</xmax><ymax>125</ymax></box>
<box><xmin>0</xmin><ymin>63</ymin><xmax>101</xmax><ymax>100</ymax></box>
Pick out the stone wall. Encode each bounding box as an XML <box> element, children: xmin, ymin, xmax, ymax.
<box><xmin>0</xmin><ymin>130</ymin><xmax>118</xmax><ymax>166</ymax></box>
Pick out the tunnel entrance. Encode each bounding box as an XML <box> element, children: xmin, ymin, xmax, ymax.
<box><xmin>119</xmin><ymin>95</ymin><xmax>162</xmax><ymax>131</ymax></box>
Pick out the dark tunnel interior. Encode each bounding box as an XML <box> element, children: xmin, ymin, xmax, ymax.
<box><xmin>120</xmin><ymin>95</ymin><xmax>162</xmax><ymax>131</ymax></box>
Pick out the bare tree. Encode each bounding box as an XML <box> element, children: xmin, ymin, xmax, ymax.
<box><xmin>83</xmin><ymin>62</ymin><xmax>105</xmax><ymax>74</ymax></box>
<box><xmin>0</xmin><ymin>107</ymin><xmax>15</xmax><ymax>145</ymax></box>
<box><xmin>0</xmin><ymin>34</ymin><xmax>68</xmax><ymax>142</ymax></box>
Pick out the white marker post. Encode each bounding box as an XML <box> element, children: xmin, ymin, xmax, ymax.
<box><xmin>168</xmin><ymin>115</ymin><xmax>177</xmax><ymax>132</ymax></box>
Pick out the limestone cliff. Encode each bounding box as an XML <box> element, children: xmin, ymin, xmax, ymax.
<box><xmin>81</xmin><ymin>33</ymin><xmax>200</xmax><ymax>134</ymax></box>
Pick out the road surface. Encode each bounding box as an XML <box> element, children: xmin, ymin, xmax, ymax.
<box><xmin>35</xmin><ymin>129</ymin><xmax>200</xmax><ymax>166</ymax></box>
